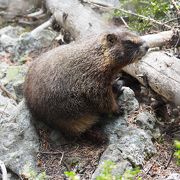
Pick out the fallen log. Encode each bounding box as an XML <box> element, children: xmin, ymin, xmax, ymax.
<box><xmin>123</xmin><ymin>51</ymin><xmax>180</xmax><ymax>104</ymax></box>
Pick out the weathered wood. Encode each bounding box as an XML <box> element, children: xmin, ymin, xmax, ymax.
<box><xmin>142</xmin><ymin>30</ymin><xmax>180</xmax><ymax>48</ymax></box>
<box><xmin>45</xmin><ymin>0</ymin><xmax>108</xmax><ymax>39</ymax></box>
<box><xmin>123</xmin><ymin>51</ymin><xmax>180</xmax><ymax>104</ymax></box>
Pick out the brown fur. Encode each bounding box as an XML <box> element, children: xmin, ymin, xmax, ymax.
<box><xmin>24</xmin><ymin>30</ymin><xmax>148</xmax><ymax>135</ymax></box>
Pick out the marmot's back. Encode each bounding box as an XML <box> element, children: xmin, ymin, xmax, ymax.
<box><xmin>24</xmin><ymin>30</ymin><xmax>148</xmax><ymax>134</ymax></box>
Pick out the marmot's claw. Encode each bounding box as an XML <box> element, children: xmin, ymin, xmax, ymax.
<box><xmin>112</xmin><ymin>79</ymin><xmax>124</xmax><ymax>97</ymax></box>
<box><xmin>113</xmin><ymin>106</ymin><xmax>125</xmax><ymax>116</ymax></box>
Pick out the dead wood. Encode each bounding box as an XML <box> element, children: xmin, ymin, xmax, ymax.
<box><xmin>0</xmin><ymin>160</ymin><xmax>7</xmax><ymax>180</ymax></box>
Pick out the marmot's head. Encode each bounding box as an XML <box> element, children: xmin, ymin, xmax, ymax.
<box><xmin>100</xmin><ymin>30</ymin><xmax>149</xmax><ymax>67</ymax></box>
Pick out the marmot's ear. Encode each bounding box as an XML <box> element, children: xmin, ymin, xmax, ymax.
<box><xmin>106</xmin><ymin>33</ymin><xmax>117</xmax><ymax>44</ymax></box>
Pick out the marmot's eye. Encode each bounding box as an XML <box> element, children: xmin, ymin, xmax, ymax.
<box><xmin>124</xmin><ymin>39</ymin><xmax>142</xmax><ymax>47</ymax></box>
<box><xmin>107</xmin><ymin>34</ymin><xmax>117</xmax><ymax>44</ymax></box>
<box><xmin>125</xmin><ymin>40</ymin><xmax>133</xmax><ymax>44</ymax></box>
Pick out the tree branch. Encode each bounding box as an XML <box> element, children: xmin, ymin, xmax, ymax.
<box><xmin>0</xmin><ymin>160</ymin><xmax>8</xmax><ymax>180</ymax></box>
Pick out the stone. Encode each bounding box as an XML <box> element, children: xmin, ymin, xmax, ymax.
<box><xmin>13</xmin><ymin>80</ymin><xmax>24</xmax><ymax>102</ymax></box>
<box><xmin>135</xmin><ymin>111</ymin><xmax>156</xmax><ymax>131</ymax></box>
<box><xmin>2</xmin><ymin>0</ymin><xmax>41</xmax><ymax>19</ymax></box>
<box><xmin>0</xmin><ymin>26</ymin><xmax>25</xmax><ymax>61</ymax></box>
<box><xmin>0</xmin><ymin>62</ymin><xmax>9</xmax><ymax>79</ymax></box>
<box><xmin>92</xmin><ymin>88</ymin><xmax>157</xmax><ymax>179</ymax></box>
<box><xmin>0</xmin><ymin>93</ymin><xmax>17</xmax><ymax>123</ymax></box>
<box><xmin>0</xmin><ymin>101</ymin><xmax>39</xmax><ymax>176</ymax></box>
<box><xmin>0</xmin><ymin>0</ymin><xmax>9</xmax><ymax>9</ymax></box>
<box><xmin>118</xmin><ymin>87</ymin><xmax>139</xmax><ymax>114</ymax></box>
<box><xmin>0</xmin><ymin>26</ymin><xmax>25</xmax><ymax>54</ymax></box>
<box><xmin>116</xmin><ymin>127</ymin><xmax>156</xmax><ymax>165</ymax></box>
<box><xmin>135</xmin><ymin>111</ymin><xmax>161</xmax><ymax>139</ymax></box>
<box><xmin>0</xmin><ymin>34</ymin><xmax>18</xmax><ymax>53</ymax></box>
<box><xmin>103</xmin><ymin>116</ymin><xmax>128</xmax><ymax>144</ymax></box>
<box><xmin>0</xmin><ymin>26</ymin><xmax>25</xmax><ymax>38</ymax></box>
<box><xmin>0</xmin><ymin>62</ymin><xmax>28</xmax><ymax>102</ymax></box>
<box><xmin>0</xmin><ymin>25</ymin><xmax>57</xmax><ymax>61</ymax></box>
<box><xmin>92</xmin><ymin>144</ymin><xmax>132</xmax><ymax>180</ymax></box>
<box><xmin>166</xmin><ymin>173</ymin><xmax>180</xmax><ymax>180</ymax></box>
<box><xmin>14</xmin><ymin>29</ymin><xmax>57</xmax><ymax>61</ymax></box>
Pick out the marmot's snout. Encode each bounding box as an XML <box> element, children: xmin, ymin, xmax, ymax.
<box><xmin>138</xmin><ymin>41</ymin><xmax>149</xmax><ymax>58</ymax></box>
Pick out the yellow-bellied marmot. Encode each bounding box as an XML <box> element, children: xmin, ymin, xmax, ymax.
<box><xmin>24</xmin><ymin>30</ymin><xmax>148</xmax><ymax>135</ymax></box>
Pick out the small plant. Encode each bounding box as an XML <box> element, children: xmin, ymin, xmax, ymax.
<box><xmin>96</xmin><ymin>160</ymin><xmax>141</xmax><ymax>180</ymax></box>
<box><xmin>22</xmin><ymin>169</ymin><xmax>47</xmax><ymax>180</ymax></box>
<box><xmin>21</xmin><ymin>163</ymin><xmax>47</xmax><ymax>180</ymax></box>
<box><xmin>64</xmin><ymin>171</ymin><xmax>80</xmax><ymax>180</ymax></box>
<box><xmin>96</xmin><ymin>160</ymin><xmax>116</xmax><ymax>180</ymax></box>
<box><xmin>174</xmin><ymin>140</ymin><xmax>180</xmax><ymax>166</ymax></box>
<box><xmin>122</xmin><ymin>167</ymin><xmax>142</xmax><ymax>180</ymax></box>
<box><xmin>112</xmin><ymin>0</ymin><xmax>171</xmax><ymax>33</ymax></box>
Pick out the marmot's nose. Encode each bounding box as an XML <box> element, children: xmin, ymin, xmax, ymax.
<box><xmin>144</xmin><ymin>45</ymin><xmax>149</xmax><ymax>51</ymax></box>
<box><xmin>141</xmin><ymin>42</ymin><xmax>149</xmax><ymax>52</ymax></box>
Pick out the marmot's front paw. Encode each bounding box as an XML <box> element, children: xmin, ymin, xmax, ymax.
<box><xmin>81</xmin><ymin>127</ymin><xmax>108</xmax><ymax>144</ymax></box>
<box><xmin>113</xmin><ymin>106</ymin><xmax>125</xmax><ymax>116</ymax></box>
<box><xmin>112</xmin><ymin>79</ymin><xmax>124</xmax><ymax>97</ymax></box>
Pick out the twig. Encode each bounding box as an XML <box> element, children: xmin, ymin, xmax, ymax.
<box><xmin>145</xmin><ymin>161</ymin><xmax>155</xmax><ymax>175</ymax></box>
<box><xmin>0</xmin><ymin>160</ymin><xmax>8</xmax><ymax>180</ymax></box>
<box><xmin>30</xmin><ymin>16</ymin><xmax>55</xmax><ymax>37</ymax></box>
<box><xmin>120</xmin><ymin>17</ymin><xmax>129</xmax><ymax>28</ymax></box>
<box><xmin>59</xmin><ymin>152</ymin><xmax>64</xmax><ymax>166</ymax></box>
<box><xmin>38</xmin><ymin>151</ymin><xmax>63</xmax><ymax>155</ymax></box>
<box><xmin>164</xmin><ymin>150</ymin><xmax>174</xmax><ymax>169</ymax></box>
<box><xmin>171</xmin><ymin>0</ymin><xmax>180</xmax><ymax>24</ymax></box>
<box><xmin>0</xmin><ymin>84</ymin><xmax>17</xmax><ymax>101</ymax></box>
<box><xmin>171</xmin><ymin>0</ymin><xmax>180</xmax><ymax>12</ymax></box>
<box><xmin>0</xmin><ymin>103</ymin><xmax>8</xmax><ymax>120</ymax></box>
<box><xmin>164</xmin><ymin>17</ymin><xmax>180</xmax><ymax>24</ymax></box>
<box><xmin>87</xmin><ymin>1</ymin><xmax>172</xmax><ymax>29</ymax></box>
<box><xmin>27</xmin><ymin>9</ymin><xmax>44</xmax><ymax>18</ymax></box>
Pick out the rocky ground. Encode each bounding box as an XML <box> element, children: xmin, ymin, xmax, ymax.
<box><xmin>0</xmin><ymin>23</ymin><xmax>180</xmax><ymax>180</ymax></box>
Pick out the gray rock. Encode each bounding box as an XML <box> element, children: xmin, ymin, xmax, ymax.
<box><xmin>0</xmin><ymin>34</ymin><xmax>18</xmax><ymax>53</ymax></box>
<box><xmin>0</xmin><ymin>26</ymin><xmax>25</xmax><ymax>53</ymax></box>
<box><xmin>0</xmin><ymin>100</ymin><xmax>39</xmax><ymax>177</ymax></box>
<box><xmin>2</xmin><ymin>0</ymin><xmax>41</xmax><ymax>19</ymax></box>
<box><xmin>118</xmin><ymin>87</ymin><xmax>139</xmax><ymax>114</ymax></box>
<box><xmin>92</xmin><ymin>88</ymin><xmax>157</xmax><ymax>179</ymax></box>
<box><xmin>0</xmin><ymin>93</ymin><xmax>17</xmax><ymax>122</ymax></box>
<box><xmin>0</xmin><ymin>0</ymin><xmax>8</xmax><ymax>9</ymax></box>
<box><xmin>135</xmin><ymin>111</ymin><xmax>156</xmax><ymax>130</ymax></box>
<box><xmin>116</xmin><ymin>127</ymin><xmax>156</xmax><ymax>165</ymax></box>
<box><xmin>0</xmin><ymin>62</ymin><xmax>8</xmax><ymax>78</ymax></box>
<box><xmin>135</xmin><ymin>111</ymin><xmax>161</xmax><ymax>139</ymax></box>
<box><xmin>0</xmin><ymin>25</ymin><xmax>57</xmax><ymax>61</ymax></box>
<box><xmin>166</xmin><ymin>173</ymin><xmax>180</xmax><ymax>180</ymax></box>
<box><xmin>92</xmin><ymin>125</ymin><xmax>156</xmax><ymax>179</ymax></box>
<box><xmin>103</xmin><ymin>117</ymin><xmax>128</xmax><ymax>144</ymax></box>
<box><xmin>0</xmin><ymin>62</ymin><xmax>28</xmax><ymax>102</ymax></box>
<box><xmin>92</xmin><ymin>144</ymin><xmax>132</xmax><ymax>179</ymax></box>
<box><xmin>13</xmin><ymin>80</ymin><xmax>24</xmax><ymax>102</ymax></box>
<box><xmin>14</xmin><ymin>29</ymin><xmax>57</xmax><ymax>61</ymax></box>
<box><xmin>0</xmin><ymin>26</ymin><xmax>25</xmax><ymax>38</ymax></box>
